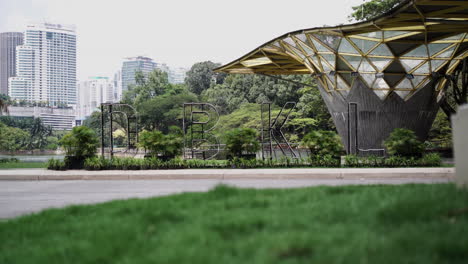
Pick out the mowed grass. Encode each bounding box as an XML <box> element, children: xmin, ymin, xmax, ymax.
<box><xmin>1</xmin><ymin>184</ymin><xmax>468</xmax><ymax>264</ymax></box>
<box><xmin>0</xmin><ymin>161</ymin><xmax>46</xmax><ymax>169</ymax></box>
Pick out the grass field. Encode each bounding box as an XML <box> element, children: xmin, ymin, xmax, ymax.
<box><xmin>1</xmin><ymin>184</ymin><xmax>467</xmax><ymax>263</ymax></box>
<box><xmin>0</xmin><ymin>161</ymin><xmax>46</xmax><ymax>169</ymax></box>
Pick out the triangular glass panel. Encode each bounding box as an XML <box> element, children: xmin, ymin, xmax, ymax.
<box><xmin>288</xmin><ymin>45</ymin><xmax>307</xmax><ymax>60</ymax></box>
<box><xmin>336</xmin><ymin>75</ymin><xmax>350</xmax><ymax>89</ymax></box>
<box><xmin>435</xmin><ymin>46</ymin><xmax>456</xmax><ymax>58</ymax></box>
<box><xmin>413</xmin><ymin>61</ymin><xmax>430</xmax><ymax>74</ymax></box>
<box><xmin>295</xmin><ymin>34</ymin><xmax>307</xmax><ymax>43</ymax></box>
<box><xmin>350</xmin><ymin>38</ymin><xmax>379</xmax><ymax>54</ymax></box>
<box><xmin>304</xmin><ymin>59</ymin><xmax>315</xmax><ymax>73</ymax></box>
<box><xmin>373</xmin><ymin>78</ymin><xmax>389</xmax><ymax>89</ymax></box>
<box><xmin>342</xmin><ymin>55</ymin><xmax>361</xmax><ymax>70</ymax></box>
<box><xmin>400</xmin><ymin>59</ymin><xmax>425</xmax><ymax>72</ymax></box>
<box><xmin>395</xmin><ymin>90</ymin><xmax>412</xmax><ymax>100</ymax></box>
<box><xmin>395</xmin><ymin>78</ymin><xmax>413</xmax><ymax>90</ymax></box>
<box><xmin>373</xmin><ymin>89</ymin><xmax>389</xmax><ymax>100</ymax></box>
<box><xmin>310</xmin><ymin>54</ymin><xmax>321</xmax><ymax>69</ymax></box>
<box><xmin>402</xmin><ymin>45</ymin><xmax>428</xmax><ymax>58</ymax></box>
<box><xmin>356</xmin><ymin>31</ymin><xmax>382</xmax><ymax>40</ymax></box>
<box><xmin>442</xmin><ymin>33</ymin><xmax>464</xmax><ymax>41</ymax></box>
<box><xmin>322</xmin><ymin>60</ymin><xmax>332</xmax><ymax>72</ymax></box>
<box><xmin>283</xmin><ymin>37</ymin><xmax>296</xmax><ymax>48</ymax></box>
<box><xmin>320</xmin><ymin>54</ymin><xmax>336</xmax><ymax>69</ymax></box>
<box><xmin>358</xmin><ymin>58</ymin><xmax>376</xmax><ymax>72</ymax></box>
<box><xmin>360</xmin><ymin>73</ymin><xmax>375</xmax><ymax>87</ymax></box>
<box><xmin>311</xmin><ymin>38</ymin><xmax>331</xmax><ymax>52</ymax></box>
<box><xmin>411</xmin><ymin>75</ymin><xmax>426</xmax><ymax>88</ymax></box>
<box><xmin>271</xmin><ymin>41</ymin><xmax>282</xmax><ymax>49</ymax></box>
<box><xmin>338</xmin><ymin>38</ymin><xmax>359</xmax><ymax>54</ymax></box>
<box><xmin>297</xmin><ymin>41</ymin><xmax>315</xmax><ymax>56</ymax></box>
<box><xmin>383</xmin><ymin>31</ymin><xmax>411</xmax><ymax>39</ymax></box>
<box><xmin>370</xmin><ymin>57</ymin><xmax>392</xmax><ymax>71</ymax></box>
<box><xmin>369</xmin><ymin>44</ymin><xmax>393</xmax><ymax>56</ymax></box>
<box><xmin>430</xmin><ymin>60</ymin><xmax>448</xmax><ymax>71</ymax></box>
<box><xmin>428</xmin><ymin>43</ymin><xmax>451</xmax><ymax>56</ymax></box>
<box><xmin>416</xmin><ymin>77</ymin><xmax>430</xmax><ymax>90</ymax></box>
<box><xmin>455</xmin><ymin>50</ymin><xmax>467</xmax><ymax>59</ymax></box>
<box><xmin>313</xmin><ymin>34</ymin><xmax>341</xmax><ymax>51</ymax></box>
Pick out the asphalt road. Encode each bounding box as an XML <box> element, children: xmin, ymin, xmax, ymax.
<box><xmin>0</xmin><ymin>177</ymin><xmax>451</xmax><ymax>219</ymax></box>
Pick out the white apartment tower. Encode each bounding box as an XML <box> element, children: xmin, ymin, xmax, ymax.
<box><xmin>9</xmin><ymin>22</ymin><xmax>77</xmax><ymax>107</ymax></box>
<box><xmin>77</xmin><ymin>77</ymin><xmax>115</xmax><ymax>119</ymax></box>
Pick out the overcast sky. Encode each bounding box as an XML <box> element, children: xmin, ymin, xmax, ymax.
<box><xmin>0</xmin><ymin>0</ymin><xmax>364</xmax><ymax>81</ymax></box>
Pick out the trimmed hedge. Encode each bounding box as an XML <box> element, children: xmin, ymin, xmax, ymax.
<box><xmin>45</xmin><ymin>152</ymin><xmax>443</xmax><ymax>170</ymax></box>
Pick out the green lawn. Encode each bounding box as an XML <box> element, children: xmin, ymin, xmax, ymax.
<box><xmin>0</xmin><ymin>161</ymin><xmax>46</xmax><ymax>169</ymax></box>
<box><xmin>1</xmin><ymin>184</ymin><xmax>467</xmax><ymax>263</ymax></box>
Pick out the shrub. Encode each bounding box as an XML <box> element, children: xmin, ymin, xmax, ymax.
<box><xmin>138</xmin><ymin>130</ymin><xmax>183</xmax><ymax>159</ymax></box>
<box><xmin>224</xmin><ymin>128</ymin><xmax>260</xmax><ymax>159</ymax></box>
<box><xmin>384</xmin><ymin>128</ymin><xmax>424</xmax><ymax>157</ymax></box>
<box><xmin>419</xmin><ymin>152</ymin><xmax>441</xmax><ymax>167</ymax></box>
<box><xmin>60</xmin><ymin>126</ymin><xmax>99</xmax><ymax>159</ymax></box>
<box><xmin>301</xmin><ymin>130</ymin><xmax>343</xmax><ymax>157</ymax></box>
<box><xmin>47</xmin><ymin>159</ymin><xmax>66</xmax><ymax>170</ymax></box>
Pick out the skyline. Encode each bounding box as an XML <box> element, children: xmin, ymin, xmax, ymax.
<box><xmin>1</xmin><ymin>0</ymin><xmax>364</xmax><ymax>81</ymax></box>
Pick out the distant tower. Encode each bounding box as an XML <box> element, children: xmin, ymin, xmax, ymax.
<box><xmin>121</xmin><ymin>56</ymin><xmax>156</xmax><ymax>92</ymax></box>
<box><xmin>8</xmin><ymin>22</ymin><xmax>77</xmax><ymax>106</ymax></box>
<box><xmin>0</xmin><ymin>32</ymin><xmax>23</xmax><ymax>95</ymax></box>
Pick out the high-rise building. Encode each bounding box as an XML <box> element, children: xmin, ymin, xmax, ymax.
<box><xmin>121</xmin><ymin>56</ymin><xmax>156</xmax><ymax>92</ymax></box>
<box><xmin>77</xmin><ymin>77</ymin><xmax>114</xmax><ymax>119</ymax></box>
<box><xmin>113</xmin><ymin>70</ymin><xmax>122</xmax><ymax>101</ymax></box>
<box><xmin>169</xmin><ymin>67</ymin><xmax>188</xmax><ymax>84</ymax></box>
<box><xmin>0</xmin><ymin>32</ymin><xmax>23</xmax><ymax>95</ymax></box>
<box><xmin>8</xmin><ymin>22</ymin><xmax>77</xmax><ymax>106</ymax></box>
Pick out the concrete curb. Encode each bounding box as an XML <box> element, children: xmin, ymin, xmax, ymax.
<box><xmin>0</xmin><ymin>168</ymin><xmax>455</xmax><ymax>181</ymax></box>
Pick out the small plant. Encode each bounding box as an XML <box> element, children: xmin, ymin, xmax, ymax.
<box><xmin>301</xmin><ymin>130</ymin><xmax>343</xmax><ymax>157</ymax></box>
<box><xmin>419</xmin><ymin>152</ymin><xmax>441</xmax><ymax>167</ymax></box>
<box><xmin>384</xmin><ymin>128</ymin><xmax>424</xmax><ymax>157</ymax></box>
<box><xmin>47</xmin><ymin>159</ymin><xmax>67</xmax><ymax>170</ymax></box>
<box><xmin>224</xmin><ymin>128</ymin><xmax>260</xmax><ymax>159</ymax></box>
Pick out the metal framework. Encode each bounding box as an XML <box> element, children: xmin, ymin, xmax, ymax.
<box><xmin>100</xmin><ymin>103</ymin><xmax>138</xmax><ymax>158</ymax></box>
<box><xmin>182</xmin><ymin>103</ymin><xmax>220</xmax><ymax>160</ymax></box>
<box><xmin>260</xmin><ymin>102</ymin><xmax>298</xmax><ymax>159</ymax></box>
<box><xmin>215</xmin><ymin>0</ymin><xmax>468</xmax><ymax>102</ymax></box>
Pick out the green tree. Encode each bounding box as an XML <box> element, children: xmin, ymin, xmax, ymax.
<box><xmin>301</xmin><ymin>130</ymin><xmax>343</xmax><ymax>157</ymax></box>
<box><xmin>138</xmin><ymin>130</ymin><xmax>183</xmax><ymax>158</ymax></box>
<box><xmin>224</xmin><ymin>128</ymin><xmax>260</xmax><ymax>158</ymax></box>
<box><xmin>0</xmin><ymin>123</ymin><xmax>30</xmax><ymax>151</ymax></box>
<box><xmin>185</xmin><ymin>61</ymin><xmax>224</xmax><ymax>95</ymax></box>
<box><xmin>349</xmin><ymin>0</ymin><xmax>402</xmax><ymax>21</ymax></box>
<box><xmin>384</xmin><ymin>128</ymin><xmax>424</xmax><ymax>157</ymax></box>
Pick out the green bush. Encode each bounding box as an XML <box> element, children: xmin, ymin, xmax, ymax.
<box><xmin>60</xmin><ymin>126</ymin><xmax>99</xmax><ymax>159</ymax></box>
<box><xmin>138</xmin><ymin>130</ymin><xmax>183</xmax><ymax>159</ymax></box>
<box><xmin>384</xmin><ymin>128</ymin><xmax>424</xmax><ymax>157</ymax></box>
<box><xmin>47</xmin><ymin>159</ymin><xmax>67</xmax><ymax>170</ymax></box>
<box><xmin>224</xmin><ymin>128</ymin><xmax>260</xmax><ymax>159</ymax></box>
<box><xmin>301</xmin><ymin>130</ymin><xmax>343</xmax><ymax>157</ymax></box>
<box><xmin>343</xmin><ymin>153</ymin><xmax>441</xmax><ymax>168</ymax></box>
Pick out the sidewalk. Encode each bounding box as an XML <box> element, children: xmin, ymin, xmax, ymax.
<box><xmin>0</xmin><ymin>167</ymin><xmax>455</xmax><ymax>181</ymax></box>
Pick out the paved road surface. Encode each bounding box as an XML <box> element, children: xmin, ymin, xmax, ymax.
<box><xmin>0</xmin><ymin>178</ymin><xmax>451</xmax><ymax>219</ymax></box>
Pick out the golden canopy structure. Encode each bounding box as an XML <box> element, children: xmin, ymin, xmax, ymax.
<box><xmin>216</xmin><ymin>0</ymin><xmax>468</xmax><ymax>154</ymax></box>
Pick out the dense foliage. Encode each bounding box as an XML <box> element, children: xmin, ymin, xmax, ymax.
<box><xmin>224</xmin><ymin>128</ymin><xmax>260</xmax><ymax>158</ymax></box>
<box><xmin>60</xmin><ymin>126</ymin><xmax>99</xmax><ymax>159</ymax></box>
<box><xmin>301</xmin><ymin>130</ymin><xmax>343</xmax><ymax>157</ymax></box>
<box><xmin>384</xmin><ymin>128</ymin><xmax>425</xmax><ymax>157</ymax></box>
<box><xmin>138</xmin><ymin>129</ymin><xmax>183</xmax><ymax>158</ymax></box>
<box><xmin>349</xmin><ymin>0</ymin><xmax>402</xmax><ymax>21</ymax></box>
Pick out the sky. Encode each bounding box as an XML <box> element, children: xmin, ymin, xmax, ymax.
<box><xmin>0</xmin><ymin>0</ymin><xmax>365</xmax><ymax>81</ymax></box>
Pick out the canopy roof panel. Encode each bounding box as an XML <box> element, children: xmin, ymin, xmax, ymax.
<box><xmin>216</xmin><ymin>0</ymin><xmax>468</xmax><ymax>75</ymax></box>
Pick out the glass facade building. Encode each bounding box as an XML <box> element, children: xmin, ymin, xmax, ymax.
<box><xmin>0</xmin><ymin>32</ymin><xmax>23</xmax><ymax>95</ymax></box>
<box><xmin>121</xmin><ymin>56</ymin><xmax>157</xmax><ymax>92</ymax></box>
<box><xmin>8</xmin><ymin>23</ymin><xmax>77</xmax><ymax>106</ymax></box>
